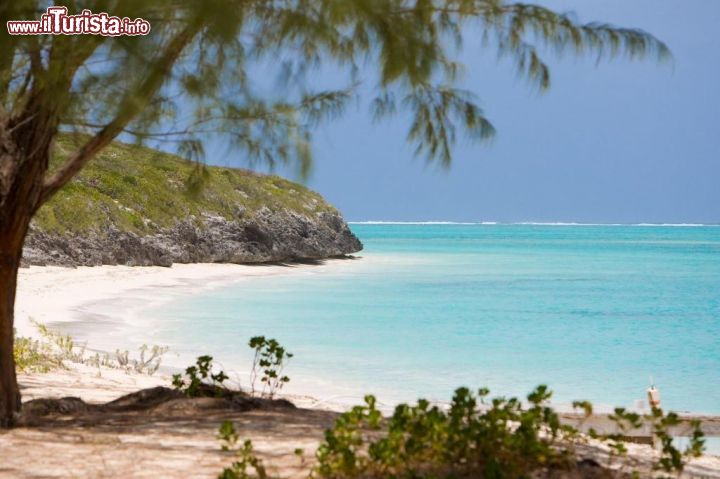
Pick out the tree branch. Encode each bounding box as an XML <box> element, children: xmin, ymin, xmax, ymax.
<box><xmin>39</xmin><ymin>25</ymin><xmax>199</xmax><ymax>207</ymax></box>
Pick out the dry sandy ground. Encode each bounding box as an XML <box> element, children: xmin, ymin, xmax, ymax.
<box><xmin>1</xmin><ymin>365</ymin><xmax>719</xmax><ymax>478</ymax></box>
<box><xmin>1</xmin><ymin>365</ymin><xmax>336</xmax><ymax>479</ymax></box>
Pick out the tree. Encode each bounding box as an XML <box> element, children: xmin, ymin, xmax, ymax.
<box><xmin>0</xmin><ymin>0</ymin><xmax>668</xmax><ymax>426</ymax></box>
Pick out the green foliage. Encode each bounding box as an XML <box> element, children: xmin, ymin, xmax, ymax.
<box><xmin>185</xmin><ymin>164</ymin><xmax>211</xmax><ymax>199</ymax></box>
<box><xmin>13</xmin><ymin>332</ymin><xmax>59</xmax><ymax>373</ymax></box>
<box><xmin>571</xmin><ymin>400</ymin><xmax>593</xmax><ymax>418</ymax></box>
<box><xmin>218</xmin><ymin>421</ymin><xmax>268</xmax><ymax>479</ymax></box>
<box><xmin>587</xmin><ymin>406</ymin><xmax>705</xmax><ymax>475</ymax></box>
<box><xmin>315</xmin><ymin>385</ymin><xmax>574</xmax><ymax>478</ymax></box>
<box><xmin>14</xmin><ymin>322</ymin><xmax>167</xmax><ymax>375</ymax></box>
<box><xmin>172</xmin><ymin>355</ymin><xmax>230</xmax><ymax>397</ymax></box>
<box><xmin>649</xmin><ymin>408</ymin><xmax>705</xmax><ymax>474</ymax></box>
<box><xmin>248</xmin><ymin>336</ymin><xmax>293</xmax><ymax>398</ymax></box>
<box><xmin>33</xmin><ymin>321</ymin><xmax>85</xmax><ymax>363</ymax></box>
<box><xmin>2</xmin><ymin>0</ymin><xmax>670</xmax><ymax>186</ymax></box>
<box><xmin>33</xmin><ymin>136</ymin><xmax>338</xmax><ymax>236</ymax></box>
<box><xmin>213</xmin><ymin>383</ymin><xmax>706</xmax><ymax>478</ymax></box>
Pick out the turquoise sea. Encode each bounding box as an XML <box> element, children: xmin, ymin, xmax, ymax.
<box><xmin>146</xmin><ymin>224</ymin><xmax>719</xmax><ymax>414</ymax></box>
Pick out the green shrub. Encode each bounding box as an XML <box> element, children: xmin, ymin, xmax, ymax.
<box><xmin>248</xmin><ymin>336</ymin><xmax>293</xmax><ymax>398</ymax></box>
<box><xmin>314</xmin><ymin>385</ymin><xmax>575</xmax><ymax>478</ymax></box>
<box><xmin>13</xmin><ymin>332</ymin><xmax>59</xmax><ymax>373</ymax></box>
<box><xmin>217</xmin><ymin>421</ymin><xmax>268</xmax><ymax>479</ymax></box>
<box><xmin>172</xmin><ymin>355</ymin><xmax>229</xmax><ymax>397</ymax></box>
<box><xmin>34</xmin><ymin>321</ymin><xmax>86</xmax><ymax>362</ymax></box>
<box><xmin>586</xmin><ymin>405</ymin><xmax>705</xmax><ymax>474</ymax></box>
<box><xmin>13</xmin><ymin>322</ymin><xmax>80</xmax><ymax>373</ymax></box>
<box><xmin>215</xmin><ymin>384</ymin><xmax>706</xmax><ymax>478</ymax></box>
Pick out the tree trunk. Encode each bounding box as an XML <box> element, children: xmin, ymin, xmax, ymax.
<box><xmin>0</xmin><ymin>215</ymin><xmax>28</xmax><ymax>427</ymax></box>
<box><xmin>0</xmin><ymin>112</ymin><xmax>49</xmax><ymax>427</ymax></box>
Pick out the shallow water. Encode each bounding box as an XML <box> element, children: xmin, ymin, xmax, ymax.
<box><xmin>131</xmin><ymin>224</ymin><xmax>720</xmax><ymax>415</ymax></box>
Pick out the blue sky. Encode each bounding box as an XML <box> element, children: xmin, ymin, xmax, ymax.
<box><xmin>210</xmin><ymin>1</ymin><xmax>720</xmax><ymax>224</ymax></box>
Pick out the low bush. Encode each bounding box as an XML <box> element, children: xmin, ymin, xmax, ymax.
<box><xmin>113</xmin><ymin>344</ymin><xmax>168</xmax><ymax>375</ymax></box>
<box><xmin>591</xmin><ymin>406</ymin><xmax>705</xmax><ymax>475</ymax></box>
<box><xmin>315</xmin><ymin>385</ymin><xmax>574</xmax><ymax>478</ymax></box>
<box><xmin>172</xmin><ymin>355</ymin><xmax>230</xmax><ymax>397</ymax></box>
<box><xmin>216</xmin><ymin>385</ymin><xmax>706</xmax><ymax>478</ymax></box>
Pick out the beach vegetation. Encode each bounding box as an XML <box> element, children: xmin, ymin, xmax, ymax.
<box><xmin>218</xmin><ymin>421</ymin><xmax>269</xmax><ymax>479</ymax></box>
<box><xmin>13</xmin><ymin>321</ymin><xmax>167</xmax><ymax>376</ymax></box>
<box><xmin>587</xmin><ymin>406</ymin><xmax>704</xmax><ymax>475</ymax></box>
<box><xmin>172</xmin><ymin>355</ymin><xmax>230</xmax><ymax>397</ymax></box>
<box><xmin>114</xmin><ymin>344</ymin><xmax>168</xmax><ymax>375</ymax></box>
<box><xmin>33</xmin><ymin>137</ymin><xmax>340</xmax><ymax>237</ymax></box>
<box><xmin>314</xmin><ymin>385</ymin><xmax>574</xmax><ymax>478</ymax></box>
<box><xmin>13</xmin><ymin>322</ymin><xmax>82</xmax><ymax>373</ymax></box>
<box><xmin>216</xmin><ymin>385</ymin><xmax>706</xmax><ymax>478</ymax></box>
<box><xmin>248</xmin><ymin>336</ymin><xmax>293</xmax><ymax>398</ymax></box>
<box><xmin>12</xmin><ymin>332</ymin><xmax>59</xmax><ymax>373</ymax></box>
<box><xmin>33</xmin><ymin>321</ymin><xmax>87</xmax><ymax>363</ymax></box>
<box><xmin>0</xmin><ymin>0</ymin><xmax>670</xmax><ymax>425</ymax></box>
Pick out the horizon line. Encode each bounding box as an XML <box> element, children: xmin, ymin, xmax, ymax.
<box><xmin>348</xmin><ymin>221</ymin><xmax>720</xmax><ymax>227</ymax></box>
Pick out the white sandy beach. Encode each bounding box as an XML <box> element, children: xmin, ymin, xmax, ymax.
<box><xmin>15</xmin><ymin>261</ymin><xmax>367</xmax><ymax>410</ymax></box>
<box><xmin>5</xmin><ymin>263</ymin><xmax>720</xmax><ymax>477</ymax></box>
<box><xmin>15</xmin><ymin>261</ymin><xmax>720</xmax><ymax>420</ymax></box>
<box><xmin>15</xmin><ymin>261</ymin><xmax>359</xmax><ymax>337</ymax></box>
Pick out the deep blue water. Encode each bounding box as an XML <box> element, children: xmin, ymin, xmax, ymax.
<box><xmin>146</xmin><ymin>224</ymin><xmax>720</xmax><ymax>413</ymax></box>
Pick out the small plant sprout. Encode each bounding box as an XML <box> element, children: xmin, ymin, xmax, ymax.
<box><xmin>15</xmin><ymin>320</ymin><xmax>167</xmax><ymax>375</ymax></box>
<box><xmin>248</xmin><ymin>336</ymin><xmax>293</xmax><ymax>398</ymax></box>
<box><xmin>136</xmin><ymin>344</ymin><xmax>168</xmax><ymax>375</ymax></box>
<box><xmin>218</xmin><ymin>421</ymin><xmax>268</xmax><ymax>479</ymax></box>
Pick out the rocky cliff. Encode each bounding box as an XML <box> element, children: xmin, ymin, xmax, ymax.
<box><xmin>22</xmin><ymin>138</ymin><xmax>362</xmax><ymax>267</ymax></box>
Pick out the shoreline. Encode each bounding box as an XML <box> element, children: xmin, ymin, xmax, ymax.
<box><xmin>15</xmin><ymin>263</ymin><xmax>720</xmax><ymax>445</ymax></box>
<box><xmin>16</xmin><ymin>262</ymin><xmax>720</xmax><ymax>417</ymax></box>
<box><xmin>15</xmin><ymin>259</ymin><xmax>362</xmax><ymax>336</ymax></box>
<box><xmin>15</xmin><ymin>260</ymin><xmax>369</xmax><ymax>412</ymax></box>
<box><xmin>9</xmin><ymin>263</ymin><xmax>720</xmax><ymax>474</ymax></box>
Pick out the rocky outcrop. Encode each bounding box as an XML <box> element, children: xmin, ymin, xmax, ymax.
<box><xmin>22</xmin><ymin>208</ymin><xmax>362</xmax><ymax>267</ymax></box>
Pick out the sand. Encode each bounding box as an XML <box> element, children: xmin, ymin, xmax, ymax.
<box><xmin>15</xmin><ymin>261</ymin><xmax>358</xmax><ymax>337</ymax></box>
<box><xmin>4</xmin><ymin>365</ymin><xmax>336</xmax><ymax>479</ymax></box>
<box><xmin>6</xmin><ymin>264</ymin><xmax>720</xmax><ymax>477</ymax></box>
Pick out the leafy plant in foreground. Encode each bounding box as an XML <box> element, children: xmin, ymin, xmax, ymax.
<box><xmin>586</xmin><ymin>405</ymin><xmax>705</xmax><ymax>475</ymax></box>
<box><xmin>248</xmin><ymin>337</ymin><xmax>293</xmax><ymax>398</ymax></box>
<box><xmin>218</xmin><ymin>421</ymin><xmax>268</xmax><ymax>479</ymax></box>
<box><xmin>215</xmin><ymin>383</ymin><xmax>707</xmax><ymax>478</ymax></box>
<box><xmin>172</xmin><ymin>355</ymin><xmax>229</xmax><ymax>397</ymax></box>
<box><xmin>314</xmin><ymin>385</ymin><xmax>575</xmax><ymax>478</ymax></box>
<box><xmin>649</xmin><ymin>408</ymin><xmax>705</xmax><ymax>474</ymax></box>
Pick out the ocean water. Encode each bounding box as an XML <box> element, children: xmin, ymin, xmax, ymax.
<box><xmin>142</xmin><ymin>224</ymin><xmax>719</xmax><ymax>413</ymax></box>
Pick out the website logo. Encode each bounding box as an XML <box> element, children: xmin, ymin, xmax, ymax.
<box><xmin>7</xmin><ymin>6</ymin><xmax>151</xmax><ymax>36</ymax></box>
